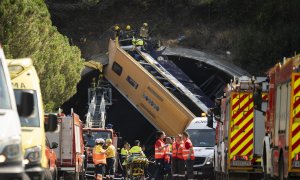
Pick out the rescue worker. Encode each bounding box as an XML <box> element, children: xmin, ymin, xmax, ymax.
<box><xmin>140</xmin><ymin>22</ymin><xmax>149</xmax><ymax>39</ymax></box>
<box><xmin>154</xmin><ymin>131</ymin><xmax>167</xmax><ymax>180</ymax></box>
<box><xmin>92</xmin><ymin>138</ymin><xmax>106</xmax><ymax>180</ymax></box>
<box><xmin>182</xmin><ymin>131</ymin><xmax>195</xmax><ymax>180</ymax></box>
<box><xmin>124</xmin><ymin>24</ymin><xmax>135</xmax><ymax>39</ymax></box>
<box><xmin>120</xmin><ymin>142</ymin><xmax>130</xmax><ymax>177</ymax></box>
<box><xmin>164</xmin><ymin>137</ymin><xmax>173</xmax><ymax>180</ymax></box>
<box><xmin>113</xmin><ymin>25</ymin><xmax>122</xmax><ymax>40</ymax></box>
<box><xmin>172</xmin><ymin>134</ymin><xmax>185</xmax><ymax>180</ymax></box>
<box><xmin>105</xmin><ymin>138</ymin><xmax>116</xmax><ymax>180</ymax></box>
<box><xmin>129</xmin><ymin>140</ymin><xmax>145</xmax><ymax>156</ymax></box>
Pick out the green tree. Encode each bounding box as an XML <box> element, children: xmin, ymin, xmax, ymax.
<box><xmin>0</xmin><ymin>0</ymin><xmax>83</xmax><ymax>111</ymax></box>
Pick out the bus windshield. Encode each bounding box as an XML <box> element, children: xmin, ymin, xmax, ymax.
<box><xmin>83</xmin><ymin>131</ymin><xmax>112</xmax><ymax>147</ymax></box>
<box><xmin>14</xmin><ymin>90</ymin><xmax>40</xmax><ymax>127</ymax></box>
<box><xmin>186</xmin><ymin>129</ymin><xmax>215</xmax><ymax>147</ymax></box>
<box><xmin>0</xmin><ymin>62</ymin><xmax>11</xmax><ymax>109</ymax></box>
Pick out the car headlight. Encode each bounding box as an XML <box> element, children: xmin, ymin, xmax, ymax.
<box><xmin>206</xmin><ymin>156</ymin><xmax>213</xmax><ymax>165</ymax></box>
<box><xmin>25</xmin><ymin>146</ymin><xmax>41</xmax><ymax>164</ymax></box>
<box><xmin>0</xmin><ymin>138</ymin><xmax>22</xmax><ymax>163</ymax></box>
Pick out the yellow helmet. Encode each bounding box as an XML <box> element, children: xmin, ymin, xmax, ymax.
<box><xmin>106</xmin><ymin>138</ymin><xmax>112</xmax><ymax>144</ymax></box>
<box><xmin>143</xmin><ymin>23</ymin><xmax>148</xmax><ymax>27</ymax></box>
<box><xmin>114</xmin><ymin>25</ymin><xmax>120</xmax><ymax>31</ymax></box>
<box><xmin>125</xmin><ymin>25</ymin><xmax>131</xmax><ymax>31</ymax></box>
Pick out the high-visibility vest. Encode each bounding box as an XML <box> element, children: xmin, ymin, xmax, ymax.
<box><xmin>106</xmin><ymin>144</ymin><xmax>116</xmax><ymax>158</ymax></box>
<box><xmin>93</xmin><ymin>145</ymin><xmax>106</xmax><ymax>165</ymax></box>
<box><xmin>129</xmin><ymin>146</ymin><xmax>142</xmax><ymax>155</ymax></box>
<box><xmin>182</xmin><ymin>139</ymin><xmax>195</xmax><ymax>160</ymax></box>
<box><xmin>132</xmin><ymin>38</ymin><xmax>144</xmax><ymax>46</ymax></box>
<box><xmin>164</xmin><ymin>143</ymin><xmax>171</xmax><ymax>163</ymax></box>
<box><xmin>155</xmin><ymin>139</ymin><xmax>165</xmax><ymax>159</ymax></box>
<box><xmin>120</xmin><ymin>148</ymin><xmax>128</xmax><ymax>158</ymax></box>
<box><xmin>172</xmin><ymin>142</ymin><xmax>184</xmax><ymax>160</ymax></box>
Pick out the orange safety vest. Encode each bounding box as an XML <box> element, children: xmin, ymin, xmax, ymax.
<box><xmin>155</xmin><ymin>139</ymin><xmax>165</xmax><ymax>159</ymax></box>
<box><xmin>164</xmin><ymin>144</ymin><xmax>172</xmax><ymax>163</ymax></box>
<box><xmin>172</xmin><ymin>142</ymin><xmax>184</xmax><ymax>160</ymax></box>
<box><xmin>183</xmin><ymin>139</ymin><xmax>195</xmax><ymax>160</ymax></box>
<box><xmin>93</xmin><ymin>145</ymin><xmax>107</xmax><ymax>165</ymax></box>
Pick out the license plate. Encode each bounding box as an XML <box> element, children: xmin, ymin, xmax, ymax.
<box><xmin>231</xmin><ymin>161</ymin><xmax>251</xmax><ymax>166</ymax></box>
<box><xmin>293</xmin><ymin>161</ymin><xmax>300</xmax><ymax>167</ymax></box>
<box><xmin>194</xmin><ymin>171</ymin><xmax>203</xmax><ymax>175</ymax></box>
<box><xmin>87</xmin><ymin>164</ymin><xmax>95</xmax><ymax>168</ymax></box>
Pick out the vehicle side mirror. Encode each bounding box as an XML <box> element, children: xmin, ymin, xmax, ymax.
<box><xmin>207</xmin><ymin>115</ymin><xmax>214</xmax><ymax>129</ymax></box>
<box><xmin>17</xmin><ymin>91</ymin><xmax>34</xmax><ymax>117</ymax></box>
<box><xmin>51</xmin><ymin>142</ymin><xmax>58</xmax><ymax>149</ymax></box>
<box><xmin>45</xmin><ymin>114</ymin><xmax>58</xmax><ymax>132</ymax></box>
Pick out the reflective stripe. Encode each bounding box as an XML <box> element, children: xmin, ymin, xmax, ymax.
<box><xmin>155</xmin><ymin>139</ymin><xmax>165</xmax><ymax>159</ymax></box>
<box><xmin>93</xmin><ymin>145</ymin><xmax>106</xmax><ymax>165</ymax></box>
<box><xmin>183</xmin><ymin>139</ymin><xmax>195</xmax><ymax>160</ymax></box>
<box><xmin>172</xmin><ymin>142</ymin><xmax>184</xmax><ymax>159</ymax></box>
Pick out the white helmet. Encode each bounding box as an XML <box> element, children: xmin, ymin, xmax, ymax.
<box><xmin>95</xmin><ymin>138</ymin><xmax>105</xmax><ymax>144</ymax></box>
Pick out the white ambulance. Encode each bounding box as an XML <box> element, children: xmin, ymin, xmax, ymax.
<box><xmin>185</xmin><ymin>117</ymin><xmax>216</xmax><ymax>178</ymax></box>
<box><xmin>0</xmin><ymin>46</ymin><xmax>33</xmax><ymax>179</ymax></box>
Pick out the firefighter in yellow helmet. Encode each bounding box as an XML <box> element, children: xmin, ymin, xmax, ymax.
<box><xmin>140</xmin><ymin>22</ymin><xmax>149</xmax><ymax>39</ymax></box>
<box><xmin>93</xmin><ymin>138</ymin><xmax>106</xmax><ymax>180</ymax></box>
<box><xmin>113</xmin><ymin>25</ymin><xmax>122</xmax><ymax>40</ymax></box>
<box><xmin>124</xmin><ymin>24</ymin><xmax>135</xmax><ymax>39</ymax></box>
<box><xmin>105</xmin><ymin>138</ymin><xmax>116</xmax><ymax>180</ymax></box>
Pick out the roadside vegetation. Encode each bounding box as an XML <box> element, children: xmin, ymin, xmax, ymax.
<box><xmin>0</xmin><ymin>0</ymin><xmax>84</xmax><ymax>111</ymax></box>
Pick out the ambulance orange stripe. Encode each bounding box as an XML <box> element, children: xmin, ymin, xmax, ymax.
<box><xmin>231</xmin><ymin>118</ymin><xmax>253</xmax><ymax>142</ymax></box>
<box><xmin>230</xmin><ymin>128</ymin><xmax>253</xmax><ymax>152</ymax></box>
<box><xmin>235</xmin><ymin>108</ymin><xmax>253</xmax><ymax>126</ymax></box>
<box><xmin>232</xmin><ymin>94</ymin><xmax>248</xmax><ymax>110</ymax></box>
<box><xmin>235</xmin><ymin>139</ymin><xmax>253</xmax><ymax>156</ymax></box>
<box><xmin>232</xmin><ymin>99</ymin><xmax>253</xmax><ymax>119</ymax></box>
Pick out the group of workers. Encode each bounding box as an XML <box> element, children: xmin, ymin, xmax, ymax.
<box><xmin>92</xmin><ymin>138</ymin><xmax>146</xmax><ymax>180</ymax></box>
<box><xmin>154</xmin><ymin>131</ymin><xmax>195</xmax><ymax>180</ymax></box>
<box><xmin>113</xmin><ymin>22</ymin><xmax>149</xmax><ymax>41</ymax></box>
<box><xmin>92</xmin><ymin>138</ymin><xmax>116</xmax><ymax>180</ymax></box>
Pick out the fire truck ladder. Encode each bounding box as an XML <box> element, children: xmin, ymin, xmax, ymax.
<box><xmin>85</xmin><ymin>81</ymin><xmax>112</xmax><ymax>128</ymax></box>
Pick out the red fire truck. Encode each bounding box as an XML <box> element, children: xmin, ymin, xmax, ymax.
<box><xmin>47</xmin><ymin>111</ymin><xmax>85</xmax><ymax>179</ymax></box>
<box><xmin>262</xmin><ymin>55</ymin><xmax>300</xmax><ymax>179</ymax></box>
<box><xmin>213</xmin><ymin>76</ymin><xmax>267</xmax><ymax>179</ymax></box>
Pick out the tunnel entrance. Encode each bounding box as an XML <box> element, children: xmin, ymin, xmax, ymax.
<box><xmin>61</xmin><ymin>55</ymin><xmax>234</xmax><ymax>151</ymax></box>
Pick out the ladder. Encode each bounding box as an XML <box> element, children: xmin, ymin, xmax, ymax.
<box><xmin>85</xmin><ymin>80</ymin><xmax>112</xmax><ymax>128</ymax></box>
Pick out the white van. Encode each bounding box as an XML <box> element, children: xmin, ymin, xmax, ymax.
<box><xmin>0</xmin><ymin>46</ymin><xmax>33</xmax><ymax>179</ymax></box>
<box><xmin>185</xmin><ymin>117</ymin><xmax>217</xmax><ymax>178</ymax></box>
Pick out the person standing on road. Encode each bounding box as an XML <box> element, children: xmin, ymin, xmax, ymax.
<box><xmin>182</xmin><ymin>131</ymin><xmax>195</xmax><ymax>180</ymax></box>
<box><xmin>120</xmin><ymin>142</ymin><xmax>130</xmax><ymax>178</ymax></box>
<box><xmin>172</xmin><ymin>134</ymin><xmax>185</xmax><ymax>180</ymax></box>
<box><xmin>164</xmin><ymin>137</ymin><xmax>173</xmax><ymax>180</ymax></box>
<box><xmin>105</xmin><ymin>138</ymin><xmax>116</xmax><ymax>180</ymax></box>
<box><xmin>154</xmin><ymin>131</ymin><xmax>167</xmax><ymax>179</ymax></box>
<box><xmin>92</xmin><ymin>138</ymin><xmax>106</xmax><ymax>180</ymax></box>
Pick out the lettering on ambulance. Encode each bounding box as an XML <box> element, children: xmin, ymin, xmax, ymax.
<box><xmin>12</xmin><ymin>82</ymin><xmax>26</xmax><ymax>89</ymax></box>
